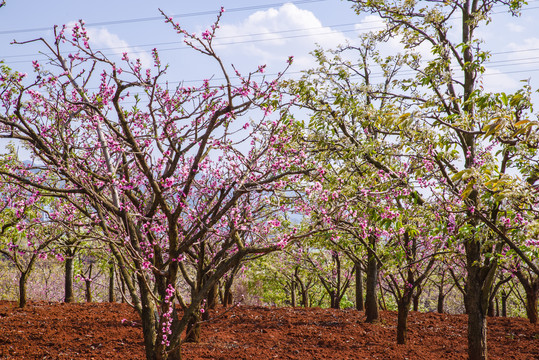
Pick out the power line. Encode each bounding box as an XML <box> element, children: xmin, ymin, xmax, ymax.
<box><xmin>0</xmin><ymin>0</ymin><xmax>327</xmax><ymax>36</ymax></box>
<box><xmin>2</xmin><ymin>0</ymin><xmax>537</xmax><ymax>38</ymax></box>
<box><xmin>83</xmin><ymin>62</ymin><xmax>539</xmax><ymax>96</ymax></box>
<box><xmin>0</xmin><ymin>21</ymin><xmax>372</xmax><ymax>61</ymax></box>
<box><xmin>5</xmin><ymin>21</ymin><xmax>539</xmax><ymax>66</ymax></box>
<box><xmin>1</xmin><ymin>1</ymin><xmax>538</xmax><ymax>64</ymax></box>
<box><xmin>2</xmin><ymin>1</ymin><xmax>539</xmax><ymax>81</ymax></box>
<box><xmin>1</xmin><ymin>0</ymin><xmax>537</xmax><ymax>39</ymax></box>
<box><xmin>491</xmin><ymin>47</ymin><xmax>539</xmax><ymax>55</ymax></box>
<box><xmin>2</xmin><ymin>12</ymin><xmax>539</xmax><ymax>66</ymax></box>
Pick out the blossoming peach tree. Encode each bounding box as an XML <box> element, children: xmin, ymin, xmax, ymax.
<box><xmin>0</xmin><ymin>10</ymin><xmax>310</xmax><ymax>360</ymax></box>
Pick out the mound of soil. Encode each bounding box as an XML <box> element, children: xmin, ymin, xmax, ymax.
<box><xmin>0</xmin><ymin>301</ymin><xmax>537</xmax><ymax>359</ymax></box>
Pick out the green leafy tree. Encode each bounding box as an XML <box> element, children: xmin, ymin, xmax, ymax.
<box><xmin>346</xmin><ymin>1</ymin><xmax>539</xmax><ymax>359</ymax></box>
<box><xmin>0</xmin><ymin>149</ymin><xmax>63</xmax><ymax>307</ymax></box>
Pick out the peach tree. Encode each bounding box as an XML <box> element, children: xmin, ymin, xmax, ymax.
<box><xmin>0</xmin><ymin>10</ymin><xmax>309</xmax><ymax>360</ymax></box>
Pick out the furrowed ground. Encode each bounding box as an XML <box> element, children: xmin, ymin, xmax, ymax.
<box><xmin>0</xmin><ymin>301</ymin><xmax>537</xmax><ymax>359</ymax></box>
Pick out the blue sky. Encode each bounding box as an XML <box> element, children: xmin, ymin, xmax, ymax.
<box><xmin>2</xmin><ymin>0</ymin><xmax>539</xmax><ymax>110</ymax></box>
<box><xmin>2</xmin><ymin>1</ymin><xmax>539</xmax><ymax>83</ymax></box>
<box><xmin>0</xmin><ymin>1</ymin><xmax>359</xmax><ymax>82</ymax></box>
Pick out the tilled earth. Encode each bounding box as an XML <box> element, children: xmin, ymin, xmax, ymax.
<box><xmin>0</xmin><ymin>300</ymin><xmax>537</xmax><ymax>359</ymax></box>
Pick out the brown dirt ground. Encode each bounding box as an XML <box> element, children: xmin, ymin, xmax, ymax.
<box><xmin>0</xmin><ymin>301</ymin><xmax>537</xmax><ymax>359</ymax></box>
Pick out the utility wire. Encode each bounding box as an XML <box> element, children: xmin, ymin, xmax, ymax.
<box><xmin>2</xmin><ymin>1</ymin><xmax>539</xmax><ymax>83</ymax></box>
<box><xmin>0</xmin><ymin>21</ymin><xmax>372</xmax><ymax>61</ymax></box>
<box><xmin>1</xmin><ymin>0</ymin><xmax>538</xmax><ymax>63</ymax></box>
<box><xmin>2</xmin><ymin>9</ymin><xmax>539</xmax><ymax>65</ymax></box>
<box><xmin>4</xmin><ymin>22</ymin><xmax>539</xmax><ymax>66</ymax></box>
<box><xmin>0</xmin><ymin>0</ymin><xmax>327</xmax><ymax>35</ymax></box>
<box><xmin>0</xmin><ymin>0</ymin><xmax>537</xmax><ymax>37</ymax></box>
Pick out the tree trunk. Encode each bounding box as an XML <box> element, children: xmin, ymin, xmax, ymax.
<box><xmin>301</xmin><ymin>287</ymin><xmax>309</xmax><ymax>307</ymax></box>
<box><xmin>84</xmin><ymin>263</ymin><xmax>93</xmax><ymax>302</ymax></box>
<box><xmin>108</xmin><ymin>262</ymin><xmax>116</xmax><ymax>303</ymax></box>
<box><xmin>201</xmin><ymin>282</ymin><xmax>218</xmax><ymax>321</ymax></box>
<box><xmin>294</xmin><ymin>271</ymin><xmax>309</xmax><ymax>308</ymax></box>
<box><xmin>223</xmin><ymin>286</ymin><xmax>233</xmax><ymax>307</ymax></box>
<box><xmin>290</xmin><ymin>279</ymin><xmax>296</xmax><ymax>307</ymax></box>
<box><xmin>355</xmin><ymin>263</ymin><xmax>364</xmax><ymax>311</ymax></box>
<box><xmin>18</xmin><ymin>271</ymin><xmax>29</xmax><ymax>308</ymax></box>
<box><xmin>465</xmin><ymin>239</ymin><xmax>496</xmax><ymax>360</ymax></box>
<box><xmin>138</xmin><ymin>274</ymin><xmax>158</xmax><ymax>360</ymax></box>
<box><xmin>185</xmin><ymin>311</ymin><xmax>201</xmax><ymax>343</ymax></box>
<box><xmin>501</xmin><ymin>291</ymin><xmax>508</xmax><ymax>317</ymax></box>
<box><xmin>121</xmin><ymin>275</ymin><xmax>126</xmax><ymax>304</ymax></box>
<box><xmin>515</xmin><ymin>271</ymin><xmax>539</xmax><ymax>324</ymax></box>
<box><xmin>412</xmin><ymin>284</ymin><xmax>422</xmax><ymax>312</ymax></box>
<box><xmin>85</xmin><ymin>280</ymin><xmax>92</xmax><ymax>302</ymax></box>
<box><xmin>397</xmin><ymin>297</ymin><xmax>412</xmax><ymax>344</ymax></box>
<box><xmin>64</xmin><ymin>255</ymin><xmax>74</xmax><ymax>303</ymax></box>
<box><xmin>334</xmin><ymin>252</ymin><xmax>341</xmax><ymax>310</ymax></box>
<box><xmin>467</xmin><ymin>300</ymin><xmax>488</xmax><ymax>360</ymax></box>
<box><xmin>365</xmin><ymin>237</ymin><xmax>379</xmax><ymax>323</ymax></box>
<box><xmin>330</xmin><ymin>289</ymin><xmax>340</xmax><ymax>309</ymax></box>
<box><xmin>437</xmin><ymin>292</ymin><xmax>445</xmax><ymax>314</ymax></box>
<box><xmin>524</xmin><ymin>284</ymin><xmax>538</xmax><ymax>324</ymax></box>
<box><xmin>207</xmin><ymin>282</ymin><xmax>218</xmax><ymax>310</ymax></box>
<box><xmin>379</xmin><ymin>283</ymin><xmax>387</xmax><ymax>311</ymax></box>
<box><xmin>222</xmin><ymin>268</ymin><xmax>237</xmax><ymax>308</ymax></box>
<box><xmin>487</xmin><ymin>298</ymin><xmax>495</xmax><ymax>317</ymax></box>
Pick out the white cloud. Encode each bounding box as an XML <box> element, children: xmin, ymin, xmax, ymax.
<box><xmin>479</xmin><ymin>67</ymin><xmax>520</xmax><ymax>93</ymax></box>
<box><xmin>353</xmin><ymin>15</ymin><xmax>433</xmax><ymax>61</ymax></box>
<box><xmin>504</xmin><ymin>37</ymin><xmax>539</xmax><ymax>88</ymax></box>
<box><xmin>354</xmin><ymin>15</ymin><xmax>385</xmax><ymax>33</ymax></box>
<box><xmin>508</xmin><ymin>37</ymin><xmax>539</xmax><ymax>53</ymax></box>
<box><xmin>64</xmin><ymin>21</ymin><xmax>152</xmax><ymax>69</ymax></box>
<box><xmin>507</xmin><ymin>23</ymin><xmax>525</xmax><ymax>33</ymax></box>
<box><xmin>86</xmin><ymin>27</ymin><xmax>153</xmax><ymax>69</ymax></box>
<box><xmin>215</xmin><ymin>3</ymin><xmax>351</xmax><ymax>71</ymax></box>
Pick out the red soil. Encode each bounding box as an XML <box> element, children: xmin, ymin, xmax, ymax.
<box><xmin>0</xmin><ymin>301</ymin><xmax>537</xmax><ymax>359</ymax></box>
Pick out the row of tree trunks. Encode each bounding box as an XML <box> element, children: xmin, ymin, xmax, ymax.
<box><xmin>62</xmin><ymin>256</ymin><xmax>118</xmax><ymax>304</ymax></box>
